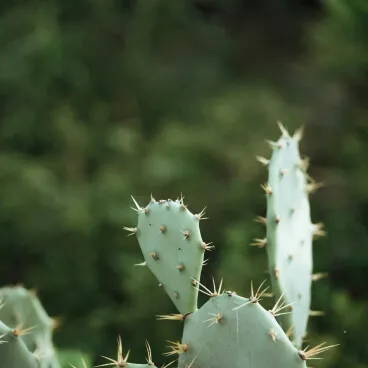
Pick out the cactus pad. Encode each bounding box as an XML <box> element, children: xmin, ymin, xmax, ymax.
<box><xmin>261</xmin><ymin>124</ymin><xmax>320</xmax><ymax>347</ymax></box>
<box><xmin>127</xmin><ymin>196</ymin><xmax>207</xmax><ymax>314</ymax></box>
<box><xmin>176</xmin><ymin>291</ymin><xmax>307</xmax><ymax>368</ymax></box>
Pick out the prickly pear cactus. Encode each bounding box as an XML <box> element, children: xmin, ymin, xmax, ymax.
<box><xmin>256</xmin><ymin>123</ymin><xmax>324</xmax><ymax>347</ymax></box>
<box><xmin>125</xmin><ymin>195</ymin><xmax>210</xmax><ymax>314</ymax></box>
<box><xmin>0</xmin><ymin>320</ymin><xmax>38</xmax><ymax>368</ymax></box>
<box><xmin>127</xmin><ymin>190</ymin><xmax>336</xmax><ymax>368</ymax></box>
<box><xmin>176</xmin><ymin>290</ymin><xmax>307</xmax><ymax>368</ymax></box>
<box><xmin>0</xmin><ymin>286</ymin><xmax>60</xmax><ymax>368</ymax></box>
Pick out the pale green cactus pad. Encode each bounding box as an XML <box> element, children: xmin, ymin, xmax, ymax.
<box><xmin>0</xmin><ymin>320</ymin><xmax>38</xmax><ymax>368</ymax></box>
<box><xmin>175</xmin><ymin>291</ymin><xmax>307</xmax><ymax>368</ymax></box>
<box><xmin>258</xmin><ymin>123</ymin><xmax>323</xmax><ymax>347</ymax></box>
<box><xmin>127</xmin><ymin>196</ymin><xmax>209</xmax><ymax>314</ymax></box>
<box><xmin>0</xmin><ymin>285</ymin><xmax>60</xmax><ymax>368</ymax></box>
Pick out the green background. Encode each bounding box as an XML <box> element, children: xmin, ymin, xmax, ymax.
<box><xmin>0</xmin><ymin>0</ymin><xmax>367</xmax><ymax>366</ymax></box>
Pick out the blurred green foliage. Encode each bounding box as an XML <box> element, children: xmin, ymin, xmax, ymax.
<box><xmin>0</xmin><ymin>0</ymin><xmax>367</xmax><ymax>367</ymax></box>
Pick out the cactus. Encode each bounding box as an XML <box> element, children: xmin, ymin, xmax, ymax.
<box><xmin>125</xmin><ymin>195</ymin><xmax>209</xmax><ymax>314</ymax></box>
<box><xmin>255</xmin><ymin>123</ymin><xmax>325</xmax><ymax>347</ymax></box>
<box><xmin>0</xmin><ymin>286</ymin><xmax>60</xmax><ymax>368</ymax></box>
<box><xmin>125</xmin><ymin>188</ymin><xmax>336</xmax><ymax>368</ymax></box>
<box><xmin>1</xmin><ymin>124</ymin><xmax>337</xmax><ymax>368</ymax></box>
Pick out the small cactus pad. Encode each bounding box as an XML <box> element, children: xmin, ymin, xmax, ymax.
<box><xmin>0</xmin><ymin>320</ymin><xmax>38</xmax><ymax>368</ymax></box>
<box><xmin>0</xmin><ymin>286</ymin><xmax>60</xmax><ymax>368</ymax></box>
<box><xmin>176</xmin><ymin>291</ymin><xmax>307</xmax><ymax>368</ymax></box>
<box><xmin>128</xmin><ymin>196</ymin><xmax>206</xmax><ymax>314</ymax></box>
<box><xmin>261</xmin><ymin>124</ymin><xmax>319</xmax><ymax>347</ymax></box>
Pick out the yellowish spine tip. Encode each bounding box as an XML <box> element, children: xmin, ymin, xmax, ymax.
<box><xmin>261</xmin><ymin>183</ymin><xmax>273</xmax><ymax>195</ymax></box>
<box><xmin>307</xmin><ymin>181</ymin><xmax>324</xmax><ymax>194</ymax></box>
<box><xmin>286</xmin><ymin>325</ymin><xmax>294</xmax><ymax>338</ymax></box>
<box><xmin>130</xmin><ymin>195</ymin><xmax>144</xmax><ymax>213</ymax></box>
<box><xmin>195</xmin><ymin>206</ymin><xmax>208</xmax><ymax>220</ymax></box>
<box><xmin>293</xmin><ymin>125</ymin><xmax>304</xmax><ymax>141</ymax></box>
<box><xmin>309</xmin><ymin>310</ymin><xmax>326</xmax><ymax>317</ymax></box>
<box><xmin>312</xmin><ymin>272</ymin><xmax>328</xmax><ymax>281</ymax></box>
<box><xmin>134</xmin><ymin>261</ymin><xmax>147</xmax><ymax>267</ymax></box>
<box><xmin>250</xmin><ymin>238</ymin><xmax>267</xmax><ymax>248</ymax></box>
<box><xmin>254</xmin><ymin>216</ymin><xmax>266</xmax><ymax>225</ymax></box>
<box><xmin>312</xmin><ymin>223</ymin><xmax>326</xmax><ymax>239</ymax></box>
<box><xmin>157</xmin><ymin>314</ymin><xmax>186</xmax><ymax>321</ymax></box>
<box><xmin>178</xmin><ymin>193</ymin><xmax>186</xmax><ymax>210</ymax></box>
<box><xmin>123</xmin><ymin>227</ymin><xmax>138</xmax><ymax>236</ymax></box>
<box><xmin>266</xmin><ymin>139</ymin><xmax>282</xmax><ymax>149</ymax></box>
<box><xmin>297</xmin><ymin>157</ymin><xmax>310</xmax><ymax>172</ymax></box>
<box><xmin>68</xmin><ymin>358</ymin><xmax>88</xmax><ymax>368</ymax></box>
<box><xmin>262</xmin><ymin>292</ymin><xmax>274</xmax><ymax>298</ymax></box>
<box><xmin>201</xmin><ymin>241</ymin><xmax>215</xmax><ymax>251</ymax></box>
<box><xmin>269</xmin><ymin>293</ymin><xmax>294</xmax><ymax>317</ymax></box>
<box><xmin>51</xmin><ymin>317</ymin><xmax>62</xmax><ymax>331</ymax></box>
<box><xmin>298</xmin><ymin>342</ymin><xmax>339</xmax><ymax>360</ymax></box>
<box><xmin>277</xmin><ymin>121</ymin><xmax>290</xmax><ymax>137</ymax></box>
<box><xmin>145</xmin><ymin>340</ymin><xmax>154</xmax><ymax>366</ymax></box>
<box><xmin>256</xmin><ymin>156</ymin><xmax>270</xmax><ymax>166</ymax></box>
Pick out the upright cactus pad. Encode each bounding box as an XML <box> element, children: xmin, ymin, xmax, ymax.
<box><xmin>126</xmin><ymin>196</ymin><xmax>209</xmax><ymax>314</ymax></box>
<box><xmin>0</xmin><ymin>320</ymin><xmax>38</xmax><ymax>368</ymax></box>
<box><xmin>257</xmin><ymin>123</ymin><xmax>322</xmax><ymax>347</ymax></box>
<box><xmin>0</xmin><ymin>285</ymin><xmax>60</xmax><ymax>368</ymax></box>
<box><xmin>175</xmin><ymin>289</ymin><xmax>307</xmax><ymax>368</ymax></box>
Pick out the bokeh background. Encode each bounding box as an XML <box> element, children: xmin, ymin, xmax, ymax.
<box><xmin>1</xmin><ymin>0</ymin><xmax>367</xmax><ymax>367</ymax></box>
